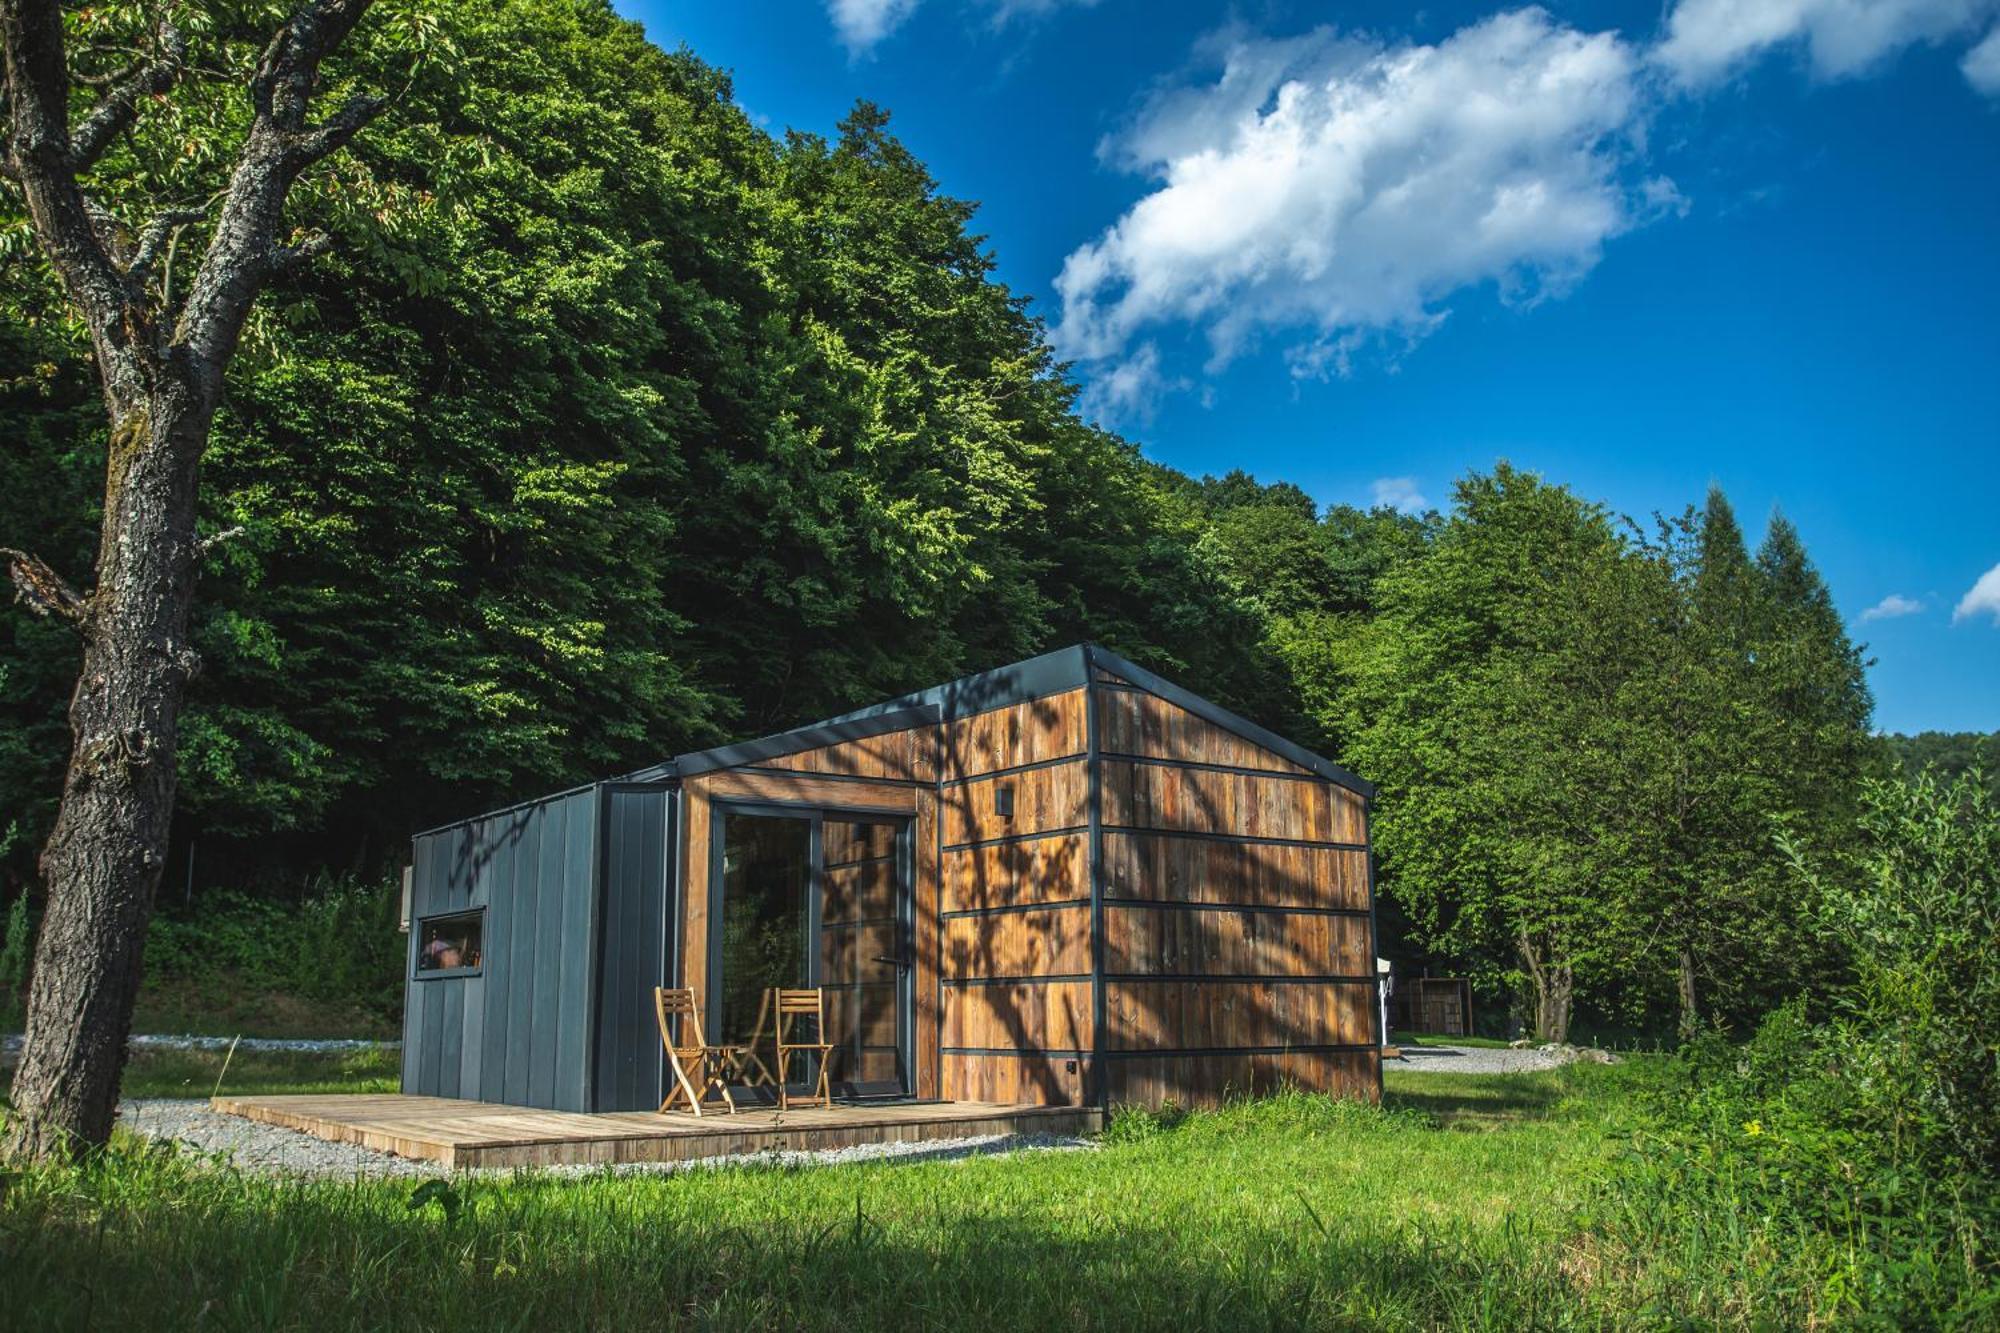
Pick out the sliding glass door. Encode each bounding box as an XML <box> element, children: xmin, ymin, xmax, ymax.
<box><xmin>712</xmin><ymin>806</ymin><xmax>913</xmax><ymax>1100</ymax></box>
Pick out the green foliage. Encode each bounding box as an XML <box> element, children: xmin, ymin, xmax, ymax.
<box><xmin>141</xmin><ymin>880</ymin><xmax>406</xmax><ymax>1024</ymax></box>
<box><xmin>0</xmin><ymin>0</ymin><xmax>1320</xmax><ymax>887</ymax></box>
<box><xmin>1599</xmin><ymin>768</ymin><xmax>2000</xmax><ymax>1325</ymax></box>
<box><xmin>0</xmin><ymin>889</ymin><xmax>30</xmax><ymax>1029</ymax></box>
<box><xmin>1881</xmin><ymin>731</ymin><xmax>2000</xmax><ymax>800</ymax></box>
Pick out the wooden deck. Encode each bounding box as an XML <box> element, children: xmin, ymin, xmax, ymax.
<box><xmin>211</xmin><ymin>1093</ymin><xmax>1103</xmax><ymax>1169</ymax></box>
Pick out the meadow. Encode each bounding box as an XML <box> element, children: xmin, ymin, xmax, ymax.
<box><xmin>2</xmin><ymin>1053</ymin><xmax>1838</xmax><ymax>1331</ymax></box>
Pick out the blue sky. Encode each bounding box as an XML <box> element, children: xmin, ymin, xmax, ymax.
<box><xmin>621</xmin><ymin>0</ymin><xmax>1999</xmax><ymax>734</ymax></box>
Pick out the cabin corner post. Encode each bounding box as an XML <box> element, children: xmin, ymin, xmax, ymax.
<box><xmin>1083</xmin><ymin>645</ymin><xmax>1108</xmax><ymax>1110</ymax></box>
<box><xmin>1364</xmin><ymin>793</ymin><xmax>1385</xmax><ymax>1102</ymax></box>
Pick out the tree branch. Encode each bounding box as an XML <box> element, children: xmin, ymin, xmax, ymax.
<box><xmin>289</xmin><ymin>91</ymin><xmax>386</xmax><ymax>168</ymax></box>
<box><xmin>68</xmin><ymin>18</ymin><xmax>185</xmax><ymax>171</ymax></box>
<box><xmin>126</xmin><ymin>207</ymin><xmax>206</xmax><ymax>289</ymax></box>
<box><xmin>1</xmin><ymin>546</ymin><xmax>88</xmax><ymax>626</ymax></box>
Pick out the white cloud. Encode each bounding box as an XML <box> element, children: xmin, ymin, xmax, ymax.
<box><xmin>1051</xmin><ymin>10</ymin><xmax>1656</xmax><ymax>412</ymax></box>
<box><xmin>1371</xmin><ymin>477</ymin><xmax>1429</xmax><ymax>514</ymax></box>
<box><xmin>1653</xmin><ymin>0</ymin><xmax>2000</xmax><ymax>88</ymax></box>
<box><xmin>1964</xmin><ymin>23</ymin><xmax>2000</xmax><ymax>90</ymax></box>
<box><xmin>1953</xmin><ymin>562</ymin><xmax>2000</xmax><ymax>624</ymax></box>
<box><xmin>1076</xmin><ymin>341</ymin><xmax>1181</xmax><ymax>424</ymax></box>
<box><xmin>1859</xmin><ymin>592</ymin><xmax>1926</xmax><ymax>621</ymax></box>
<box><xmin>825</xmin><ymin>0</ymin><xmax>1095</xmax><ymax>55</ymax></box>
<box><xmin>828</xmin><ymin>0</ymin><xmax>922</xmax><ymax>54</ymax></box>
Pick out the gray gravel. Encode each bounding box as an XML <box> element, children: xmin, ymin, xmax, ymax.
<box><xmin>118</xmin><ymin>1098</ymin><xmax>1092</xmax><ymax>1179</ymax></box>
<box><xmin>1391</xmin><ymin>1042</ymin><xmax>1619</xmax><ymax>1073</ymax></box>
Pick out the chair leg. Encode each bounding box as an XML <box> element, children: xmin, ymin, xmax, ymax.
<box><xmin>661</xmin><ymin>1053</ymin><xmax>704</xmax><ymax>1117</ymax></box>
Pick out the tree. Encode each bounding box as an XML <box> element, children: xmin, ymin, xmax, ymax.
<box><xmin>1346</xmin><ymin>465</ymin><xmax>1653</xmax><ymax>1041</ymax></box>
<box><xmin>1</xmin><ymin>0</ymin><xmax>389</xmax><ymax>1159</ymax></box>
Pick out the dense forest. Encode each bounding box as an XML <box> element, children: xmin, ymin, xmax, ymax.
<box><xmin>0</xmin><ymin>0</ymin><xmax>1975</xmax><ymax>1041</ymax></box>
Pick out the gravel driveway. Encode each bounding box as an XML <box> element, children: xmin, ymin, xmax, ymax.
<box><xmin>1391</xmin><ymin>1043</ymin><xmax>1618</xmax><ymax>1074</ymax></box>
<box><xmin>117</xmin><ymin>1098</ymin><xmax>1092</xmax><ymax>1179</ymax></box>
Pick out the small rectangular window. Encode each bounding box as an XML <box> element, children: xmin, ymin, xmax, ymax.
<box><xmin>415</xmin><ymin>910</ymin><xmax>484</xmax><ymax>976</ymax></box>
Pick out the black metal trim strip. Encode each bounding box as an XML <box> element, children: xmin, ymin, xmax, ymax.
<box><xmin>1084</xmin><ymin>644</ymin><xmax>1108</xmax><ymax>1111</ymax></box>
<box><xmin>940</xmin><ymin>898</ymin><xmax>1091</xmax><ymax>921</ymax></box>
<box><xmin>941</xmin><ymin>973</ymin><xmax>1094</xmax><ymax>987</ymax></box>
<box><xmin>1086</xmin><ymin>644</ymin><xmax>1375</xmax><ymax>798</ymax></box>
<box><xmin>941</xmin><ymin>823</ymin><xmax>1090</xmax><ymax>854</ymax></box>
<box><xmin>819</xmin><ymin>916</ymin><xmax>899</xmax><ymax>930</ymax></box>
<box><xmin>1097</xmin><ymin>752</ymin><xmax>1329</xmax><ymax>784</ymax></box>
<box><xmin>1100</xmin><ymin>825</ymin><xmax>1367</xmax><ymax>852</ymax></box>
<box><xmin>940</xmin><ymin>751</ymin><xmax>1090</xmax><ymax>788</ymax></box>
<box><xmin>1101</xmin><ymin>1043</ymin><xmax>1380</xmax><ymax>1059</ymax></box>
<box><xmin>941</xmin><ymin>1046</ymin><xmax>1091</xmax><ymax>1058</ymax></box>
<box><xmin>732</xmin><ymin>766</ymin><xmax>933</xmax><ymax>790</ymax></box>
<box><xmin>1101</xmin><ymin>898</ymin><xmax>1373</xmax><ymax>919</ymax></box>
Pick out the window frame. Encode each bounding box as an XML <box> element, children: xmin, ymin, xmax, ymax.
<box><xmin>411</xmin><ymin>908</ymin><xmax>486</xmax><ymax>980</ymax></box>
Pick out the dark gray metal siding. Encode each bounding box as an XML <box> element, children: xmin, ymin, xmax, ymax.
<box><xmin>403</xmin><ymin>785</ymin><xmax>604</xmax><ymax>1112</ymax></box>
<box><xmin>592</xmin><ymin>784</ymin><xmax>676</xmax><ymax>1111</ymax></box>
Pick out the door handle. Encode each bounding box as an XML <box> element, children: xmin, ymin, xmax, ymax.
<box><xmin>873</xmin><ymin>954</ymin><xmax>913</xmax><ymax>971</ymax></box>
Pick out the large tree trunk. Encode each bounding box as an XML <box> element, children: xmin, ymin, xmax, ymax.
<box><xmin>1519</xmin><ymin>932</ymin><xmax>1573</xmax><ymax>1045</ymax></box>
<box><xmin>1676</xmin><ymin>943</ymin><xmax>1700</xmax><ymax>1043</ymax></box>
<box><xmin>2</xmin><ymin>0</ymin><xmax>379</xmax><ymax>1162</ymax></box>
<box><xmin>2</xmin><ymin>392</ymin><xmax>205</xmax><ymax>1159</ymax></box>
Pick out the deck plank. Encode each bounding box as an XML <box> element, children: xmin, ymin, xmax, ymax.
<box><xmin>210</xmin><ymin>1094</ymin><xmax>1101</xmax><ymax>1169</ymax></box>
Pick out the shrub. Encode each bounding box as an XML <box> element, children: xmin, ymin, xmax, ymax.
<box><xmin>1596</xmin><ymin>767</ymin><xmax>1999</xmax><ymax>1325</ymax></box>
<box><xmin>143</xmin><ymin>878</ymin><xmax>406</xmax><ymax>1023</ymax></box>
<box><xmin>0</xmin><ymin>889</ymin><xmax>31</xmax><ymax>1029</ymax></box>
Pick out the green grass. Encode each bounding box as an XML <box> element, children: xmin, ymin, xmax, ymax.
<box><xmin>3</xmin><ymin>1044</ymin><xmax>402</xmax><ymax>1103</ymax></box>
<box><xmin>0</xmin><ymin>1057</ymin><xmax>1733</xmax><ymax>1330</ymax></box>
<box><xmin>1389</xmin><ymin>1031</ymin><xmax>1514</xmax><ymax>1049</ymax></box>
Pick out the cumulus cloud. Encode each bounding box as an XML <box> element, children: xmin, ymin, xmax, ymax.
<box><xmin>1371</xmin><ymin>477</ymin><xmax>1429</xmax><ymax>514</ymax></box>
<box><xmin>825</xmin><ymin>0</ymin><xmax>1095</xmax><ymax>55</ymax></box>
<box><xmin>1859</xmin><ymin>592</ymin><xmax>1926</xmax><ymax>621</ymax></box>
<box><xmin>1653</xmin><ymin>0</ymin><xmax>2000</xmax><ymax>88</ymax></box>
<box><xmin>1953</xmin><ymin>562</ymin><xmax>2000</xmax><ymax>624</ymax></box>
<box><xmin>1051</xmin><ymin>9</ymin><xmax>1658</xmax><ymax>404</ymax></box>
<box><xmin>828</xmin><ymin>0</ymin><xmax>922</xmax><ymax>53</ymax></box>
<box><xmin>1964</xmin><ymin>23</ymin><xmax>2000</xmax><ymax>90</ymax></box>
<box><xmin>1076</xmin><ymin>341</ymin><xmax>1182</xmax><ymax>424</ymax></box>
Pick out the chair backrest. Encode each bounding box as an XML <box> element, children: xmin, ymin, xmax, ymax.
<box><xmin>774</xmin><ymin>988</ymin><xmax>824</xmax><ymax>1046</ymax></box>
<box><xmin>654</xmin><ymin>986</ymin><xmax>706</xmax><ymax>1050</ymax></box>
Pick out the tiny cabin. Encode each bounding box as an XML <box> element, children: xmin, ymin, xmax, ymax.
<box><xmin>400</xmin><ymin>644</ymin><xmax>1381</xmax><ymax>1113</ymax></box>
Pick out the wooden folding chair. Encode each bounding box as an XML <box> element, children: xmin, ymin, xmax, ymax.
<box><xmin>653</xmin><ymin>987</ymin><xmax>734</xmax><ymax>1117</ymax></box>
<box><xmin>773</xmin><ymin>987</ymin><xmax>836</xmax><ymax>1111</ymax></box>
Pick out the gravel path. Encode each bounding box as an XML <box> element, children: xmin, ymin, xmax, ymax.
<box><xmin>1391</xmin><ymin>1043</ymin><xmax>1618</xmax><ymax>1073</ymax></box>
<box><xmin>118</xmin><ymin>1098</ymin><xmax>1092</xmax><ymax>1179</ymax></box>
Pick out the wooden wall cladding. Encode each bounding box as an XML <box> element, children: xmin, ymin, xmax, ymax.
<box><xmin>1101</xmin><ymin>832</ymin><xmax>1368</xmax><ymax>911</ymax></box>
<box><xmin>1102</xmin><ymin>979</ymin><xmax>1374</xmax><ymax>1050</ymax></box>
<box><xmin>944</xmin><ymin>906</ymin><xmax>1091</xmax><ymax>980</ymax></box>
<box><xmin>1102</xmin><ymin>1049</ymin><xmax>1379</xmax><ymax>1106</ymax></box>
<box><xmin>1103</xmin><ymin>906</ymin><xmax>1371</xmax><ymax>978</ymax></box>
<box><xmin>764</xmin><ymin>728</ymin><xmax>936</xmax><ymax>782</ymax></box>
<box><xmin>940</xmin><ymin>689</ymin><xmax>1087</xmax><ymax>779</ymax></box>
<box><xmin>940</xmin><ymin>759</ymin><xmax>1088</xmax><ymax>848</ymax></box>
<box><xmin>1099</xmin><ymin>760</ymin><xmax>1364</xmax><ymax>844</ymax></box>
<box><xmin>941</xmin><ymin>1053</ymin><xmax>1090</xmax><ymax>1106</ymax></box>
<box><xmin>942</xmin><ymin>980</ymin><xmax>1094</xmax><ymax>1051</ymax></box>
<box><xmin>941</xmin><ymin>832</ymin><xmax>1089</xmax><ymax>914</ymax></box>
<box><xmin>1095</xmin><ymin>686</ymin><xmax>1313</xmax><ymax>775</ymax></box>
<box><xmin>699</xmin><ymin>770</ymin><xmax>919</xmax><ymax>813</ymax></box>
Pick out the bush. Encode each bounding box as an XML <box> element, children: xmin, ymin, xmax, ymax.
<box><xmin>143</xmin><ymin>878</ymin><xmax>406</xmax><ymax>1024</ymax></box>
<box><xmin>0</xmin><ymin>889</ymin><xmax>30</xmax><ymax>1029</ymax></box>
<box><xmin>1596</xmin><ymin>768</ymin><xmax>1999</xmax><ymax>1325</ymax></box>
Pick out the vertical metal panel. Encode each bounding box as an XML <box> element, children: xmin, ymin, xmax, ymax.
<box><xmin>526</xmin><ymin>801</ymin><xmax>560</xmax><ymax>1108</ymax></box>
<box><xmin>501</xmin><ymin>803</ymin><xmax>535</xmax><ymax>1107</ymax></box>
<box><xmin>475</xmin><ymin>812</ymin><xmax>512</xmax><ymax>1103</ymax></box>
<box><xmin>554</xmin><ymin>790</ymin><xmax>596</xmax><ymax>1109</ymax></box>
<box><xmin>591</xmin><ymin>785</ymin><xmax>674</xmax><ymax>1112</ymax></box>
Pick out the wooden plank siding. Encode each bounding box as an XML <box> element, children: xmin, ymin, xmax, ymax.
<box><xmin>1088</xmin><ymin>682</ymin><xmax>1379</xmax><ymax>1108</ymax></box>
<box><xmin>937</xmin><ymin>688</ymin><xmax>1097</xmax><ymax>1104</ymax></box>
